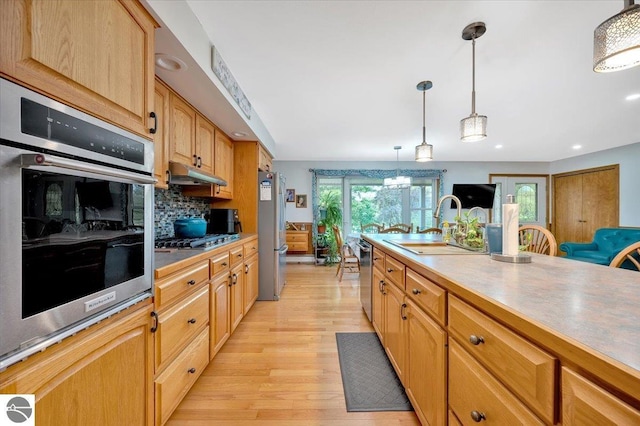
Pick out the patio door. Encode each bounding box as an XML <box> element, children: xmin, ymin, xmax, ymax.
<box><xmin>490</xmin><ymin>175</ymin><xmax>549</xmax><ymax>227</ymax></box>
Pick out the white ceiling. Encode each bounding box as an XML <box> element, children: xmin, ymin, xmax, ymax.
<box><xmin>159</xmin><ymin>1</ymin><xmax>640</xmax><ymax>163</ymax></box>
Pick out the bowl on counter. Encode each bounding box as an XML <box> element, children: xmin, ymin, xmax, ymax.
<box><xmin>173</xmin><ymin>218</ymin><xmax>207</xmax><ymax>238</ymax></box>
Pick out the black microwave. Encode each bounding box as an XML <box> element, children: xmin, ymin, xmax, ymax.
<box><xmin>207</xmin><ymin>209</ymin><xmax>240</xmax><ymax>234</ymax></box>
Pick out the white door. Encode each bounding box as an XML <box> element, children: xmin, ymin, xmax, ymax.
<box><xmin>490</xmin><ymin>176</ymin><xmax>548</xmax><ymax>227</ymax></box>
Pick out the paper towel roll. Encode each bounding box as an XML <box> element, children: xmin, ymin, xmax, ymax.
<box><xmin>502</xmin><ymin>195</ymin><xmax>519</xmax><ymax>256</ymax></box>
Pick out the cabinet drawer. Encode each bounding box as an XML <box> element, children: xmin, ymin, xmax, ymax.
<box><xmin>406</xmin><ymin>268</ymin><xmax>446</xmax><ymax>326</ymax></box>
<box><xmin>286</xmin><ymin>233</ymin><xmax>308</xmax><ymax>243</ymax></box>
<box><xmin>448</xmin><ymin>296</ymin><xmax>556</xmax><ymax>423</ymax></box>
<box><xmin>287</xmin><ymin>242</ymin><xmax>308</xmax><ymax>252</ymax></box>
<box><xmin>243</xmin><ymin>240</ymin><xmax>258</xmax><ymax>258</ymax></box>
<box><xmin>384</xmin><ymin>254</ymin><xmax>405</xmax><ymax>290</ymax></box>
<box><xmin>155</xmin><ymin>327</ymin><xmax>209</xmax><ymax>426</ymax></box>
<box><xmin>229</xmin><ymin>245</ymin><xmax>244</xmax><ymax>266</ymax></box>
<box><xmin>155</xmin><ymin>260</ymin><xmax>209</xmax><ymax>308</ymax></box>
<box><xmin>372</xmin><ymin>248</ymin><xmax>385</xmax><ymax>271</ymax></box>
<box><xmin>562</xmin><ymin>367</ymin><xmax>640</xmax><ymax>425</ymax></box>
<box><xmin>210</xmin><ymin>252</ymin><xmax>230</xmax><ymax>276</ymax></box>
<box><xmin>449</xmin><ymin>340</ymin><xmax>545</xmax><ymax>425</ymax></box>
<box><xmin>156</xmin><ymin>286</ymin><xmax>209</xmax><ymax>371</ymax></box>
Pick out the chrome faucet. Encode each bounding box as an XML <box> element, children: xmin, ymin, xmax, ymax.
<box><xmin>468</xmin><ymin>206</ymin><xmax>488</xmax><ymax>225</ymax></box>
<box><xmin>434</xmin><ymin>194</ymin><xmax>462</xmax><ymax>225</ymax></box>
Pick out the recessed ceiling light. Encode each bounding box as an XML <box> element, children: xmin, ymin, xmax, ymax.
<box><xmin>495</xmin><ymin>144</ymin><xmax>503</xmax><ymax>149</ymax></box>
<box><xmin>155</xmin><ymin>53</ymin><xmax>187</xmax><ymax>72</ymax></box>
<box><xmin>572</xmin><ymin>145</ymin><xmax>582</xmax><ymax>150</ymax></box>
<box><xmin>626</xmin><ymin>93</ymin><xmax>640</xmax><ymax>101</ymax></box>
<box><xmin>232</xmin><ymin>131</ymin><xmax>248</xmax><ymax>137</ymax></box>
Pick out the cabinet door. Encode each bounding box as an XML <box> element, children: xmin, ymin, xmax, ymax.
<box><xmin>210</xmin><ymin>273</ymin><xmax>231</xmax><ymax>359</ymax></box>
<box><xmin>0</xmin><ymin>0</ymin><xmax>156</xmax><ymax>138</ymax></box>
<box><xmin>195</xmin><ymin>113</ymin><xmax>215</xmax><ymax>174</ymax></box>
<box><xmin>553</xmin><ymin>173</ymin><xmax>583</xmax><ymax>244</ymax></box>
<box><xmin>372</xmin><ymin>266</ymin><xmax>385</xmax><ymax>343</ymax></box>
<box><xmin>562</xmin><ymin>367</ymin><xmax>640</xmax><ymax>425</ymax></box>
<box><xmin>0</xmin><ymin>304</ymin><xmax>153</xmax><ymax>426</ymax></box>
<box><xmin>384</xmin><ymin>280</ymin><xmax>407</xmax><ymax>382</ymax></box>
<box><xmin>214</xmin><ymin>130</ymin><xmax>234</xmax><ymax>199</ymax></box>
<box><xmin>169</xmin><ymin>93</ymin><xmax>196</xmax><ymax>167</ymax></box>
<box><xmin>405</xmin><ymin>299</ymin><xmax>446</xmax><ymax>426</ymax></box>
<box><xmin>243</xmin><ymin>254</ymin><xmax>259</xmax><ymax>314</ymax></box>
<box><xmin>154</xmin><ymin>79</ymin><xmax>170</xmax><ymax>189</ymax></box>
<box><xmin>230</xmin><ymin>263</ymin><xmax>244</xmax><ymax>333</ymax></box>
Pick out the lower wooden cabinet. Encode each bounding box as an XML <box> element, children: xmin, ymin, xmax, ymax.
<box><xmin>210</xmin><ymin>271</ymin><xmax>231</xmax><ymax>359</ymax></box>
<box><xmin>449</xmin><ymin>339</ymin><xmax>545</xmax><ymax>425</ymax></box>
<box><xmin>243</xmin><ymin>252</ymin><xmax>259</xmax><ymax>314</ymax></box>
<box><xmin>0</xmin><ymin>302</ymin><xmax>154</xmax><ymax>426</ymax></box>
<box><xmin>562</xmin><ymin>367</ymin><xmax>640</xmax><ymax>425</ymax></box>
<box><xmin>405</xmin><ymin>298</ymin><xmax>446</xmax><ymax>426</ymax></box>
<box><xmin>155</xmin><ymin>327</ymin><xmax>209</xmax><ymax>426</ymax></box>
<box><xmin>384</xmin><ymin>280</ymin><xmax>407</xmax><ymax>382</ymax></box>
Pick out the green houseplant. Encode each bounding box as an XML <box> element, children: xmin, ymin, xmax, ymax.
<box><xmin>317</xmin><ymin>191</ymin><xmax>342</xmax><ymax>264</ymax></box>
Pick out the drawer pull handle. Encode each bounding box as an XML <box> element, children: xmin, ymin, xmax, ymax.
<box><xmin>222</xmin><ymin>262</ymin><xmax>228</xmax><ymax>267</ymax></box>
<box><xmin>237</xmin><ymin>253</ymin><xmax>243</xmax><ymax>257</ymax></box>
<box><xmin>373</xmin><ymin>257</ymin><xmax>381</xmax><ymax>261</ymax></box>
<box><xmin>188</xmin><ymin>318</ymin><xmax>196</xmax><ymax>324</ymax></box>
<box><xmin>412</xmin><ymin>288</ymin><xmax>421</xmax><ymax>295</ymax></box>
<box><xmin>188</xmin><ymin>368</ymin><xmax>196</xmax><ymax>374</ymax></box>
<box><xmin>187</xmin><ymin>279</ymin><xmax>196</xmax><ymax>286</ymax></box>
<box><xmin>469</xmin><ymin>335</ymin><xmax>485</xmax><ymax>345</ymax></box>
<box><xmin>387</xmin><ymin>268</ymin><xmax>393</xmax><ymax>273</ymax></box>
<box><xmin>470</xmin><ymin>411</ymin><xmax>486</xmax><ymax>422</ymax></box>
<box><xmin>401</xmin><ymin>303</ymin><xmax>407</xmax><ymax>320</ymax></box>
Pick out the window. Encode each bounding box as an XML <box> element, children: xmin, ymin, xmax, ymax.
<box><xmin>490</xmin><ymin>175</ymin><xmax>548</xmax><ymax>226</ymax></box>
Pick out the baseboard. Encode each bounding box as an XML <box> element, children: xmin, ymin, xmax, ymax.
<box><xmin>286</xmin><ymin>255</ymin><xmax>315</xmax><ymax>264</ymax></box>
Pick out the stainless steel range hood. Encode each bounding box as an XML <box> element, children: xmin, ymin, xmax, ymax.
<box><xmin>168</xmin><ymin>161</ymin><xmax>228</xmax><ymax>186</ymax></box>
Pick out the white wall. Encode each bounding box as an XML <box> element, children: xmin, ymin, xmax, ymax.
<box><xmin>550</xmin><ymin>142</ymin><xmax>640</xmax><ymax>227</ymax></box>
<box><xmin>275</xmin><ymin>160</ymin><xmax>549</xmax><ymax>225</ymax></box>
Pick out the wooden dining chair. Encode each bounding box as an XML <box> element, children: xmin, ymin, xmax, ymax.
<box><xmin>518</xmin><ymin>225</ymin><xmax>558</xmax><ymax>256</ymax></box>
<box><xmin>332</xmin><ymin>225</ymin><xmax>360</xmax><ymax>281</ymax></box>
<box><xmin>380</xmin><ymin>226</ymin><xmax>410</xmax><ymax>234</ymax></box>
<box><xmin>416</xmin><ymin>227</ymin><xmax>442</xmax><ymax>235</ymax></box>
<box><xmin>361</xmin><ymin>223</ymin><xmax>384</xmax><ymax>233</ymax></box>
<box><xmin>609</xmin><ymin>241</ymin><xmax>640</xmax><ymax>271</ymax></box>
<box><xmin>384</xmin><ymin>223</ymin><xmax>412</xmax><ymax>233</ymax></box>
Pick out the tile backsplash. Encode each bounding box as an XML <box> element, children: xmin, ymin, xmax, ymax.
<box><xmin>154</xmin><ymin>185</ymin><xmax>211</xmax><ymax>238</ymax></box>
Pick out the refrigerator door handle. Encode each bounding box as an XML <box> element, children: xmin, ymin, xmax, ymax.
<box><xmin>277</xmin><ymin>245</ymin><xmax>289</xmax><ymax>254</ymax></box>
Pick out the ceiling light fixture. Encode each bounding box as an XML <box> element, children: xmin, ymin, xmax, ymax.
<box><xmin>415</xmin><ymin>80</ymin><xmax>434</xmax><ymax>162</ymax></box>
<box><xmin>626</xmin><ymin>93</ymin><xmax>640</xmax><ymax>100</ymax></box>
<box><xmin>460</xmin><ymin>22</ymin><xmax>487</xmax><ymax>143</ymax></box>
<box><xmin>384</xmin><ymin>146</ymin><xmax>411</xmax><ymax>189</ymax></box>
<box><xmin>594</xmin><ymin>0</ymin><xmax>640</xmax><ymax>72</ymax></box>
<box><xmin>155</xmin><ymin>53</ymin><xmax>188</xmax><ymax>72</ymax></box>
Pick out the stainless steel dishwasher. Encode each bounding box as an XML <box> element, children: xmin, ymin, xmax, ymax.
<box><xmin>357</xmin><ymin>239</ymin><xmax>372</xmax><ymax>322</ymax></box>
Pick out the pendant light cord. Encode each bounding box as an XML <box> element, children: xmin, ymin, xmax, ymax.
<box><xmin>422</xmin><ymin>89</ymin><xmax>426</xmax><ymax>143</ymax></box>
<box><xmin>471</xmin><ymin>34</ymin><xmax>476</xmax><ymax>115</ymax></box>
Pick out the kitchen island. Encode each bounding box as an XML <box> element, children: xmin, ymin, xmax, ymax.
<box><xmin>363</xmin><ymin>233</ymin><xmax>640</xmax><ymax>425</ymax></box>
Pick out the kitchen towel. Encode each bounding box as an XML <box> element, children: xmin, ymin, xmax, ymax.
<box><xmin>502</xmin><ymin>195</ymin><xmax>519</xmax><ymax>256</ymax></box>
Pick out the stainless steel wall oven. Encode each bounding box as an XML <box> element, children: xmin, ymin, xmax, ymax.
<box><xmin>0</xmin><ymin>78</ymin><xmax>155</xmax><ymax>369</ymax></box>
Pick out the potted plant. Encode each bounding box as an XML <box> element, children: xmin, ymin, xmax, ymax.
<box><xmin>317</xmin><ymin>191</ymin><xmax>343</xmax><ymax>264</ymax></box>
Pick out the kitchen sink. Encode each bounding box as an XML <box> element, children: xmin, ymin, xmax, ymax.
<box><xmin>385</xmin><ymin>240</ymin><xmax>486</xmax><ymax>255</ymax></box>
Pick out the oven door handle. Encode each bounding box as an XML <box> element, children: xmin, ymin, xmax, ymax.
<box><xmin>20</xmin><ymin>153</ymin><xmax>157</xmax><ymax>185</ymax></box>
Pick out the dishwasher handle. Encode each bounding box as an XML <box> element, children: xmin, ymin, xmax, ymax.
<box><xmin>357</xmin><ymin>242</ymin><xmax>371</xmax><ymax>252</ymax></box>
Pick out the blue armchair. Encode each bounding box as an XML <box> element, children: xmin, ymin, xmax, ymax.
<box><xmin>559</xmin><ymin>228</ymin><xmax>640</xmax><ymax>266</ymax></box>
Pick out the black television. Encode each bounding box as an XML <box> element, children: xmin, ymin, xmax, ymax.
<box><xmin>451</xmin><ymin>184</ymin><xmax>496</xmax><ymax>209</ymax></box>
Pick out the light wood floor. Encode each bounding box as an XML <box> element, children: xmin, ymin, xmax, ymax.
<box><xmin>167</xmin><ymin>264</ymin><xmax>420</xmax><ymax>425</ymax></box>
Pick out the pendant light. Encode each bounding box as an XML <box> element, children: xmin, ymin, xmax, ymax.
<box><xmin>460</xmin><ymin>22</ymin><xmax>487</xmax><ymax>143</ymax></box>
<box><xmin>384</xmin><ymin>146</ymin><xmax>411</xmax><ymax>189</ymax></box>
<box><xmin>593</xmin><ymin>0</ymin><xmax>640</xmax><ymax>72</ymax></box>
<box><xmin>415</xmin><ymin>81</ymin><xmax>434</xmax><ymax>162</ymax></box>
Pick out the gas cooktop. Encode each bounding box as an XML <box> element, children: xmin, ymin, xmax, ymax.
<box><xmin>155</xmin><ymin>234</ymin><xmax>240</xmax><ymax>251</ymax></box>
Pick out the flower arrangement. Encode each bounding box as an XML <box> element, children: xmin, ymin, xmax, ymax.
<box><xmin>452</xmin><ymin>212</ymin><xmax>485</xmax><ymax>250</ymax></box>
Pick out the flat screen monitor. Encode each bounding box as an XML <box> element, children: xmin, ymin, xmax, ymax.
<box><xmin>451</xmin><ymin>184</ymin><xmax>496</xmax><ymax>209</ymax></box>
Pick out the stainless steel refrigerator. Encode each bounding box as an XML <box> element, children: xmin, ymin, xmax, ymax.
<box><xmin>258</xmin><ymin>171</ymin><xmax>287</xmax><ymax>300</ymax></box>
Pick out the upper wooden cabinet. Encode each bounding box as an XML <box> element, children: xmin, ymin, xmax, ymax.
<box><xmin>154</xmin><ymin>79</ymin><xmax>171</xmax><ymax>189</ymax></box>
<box><xmin>0</xmin><ymin>0</ymin><xmax>157</xmax><ymax>138</ymax></box>
<box><xmin>214</xmin><ymin>130</ymin><xmax>234</xmax><ymax>199</ymax></box>
<box><xmin>168</xmin><ymin>92</ymin><xmax>215</xmax><ymax>175</ymax></box>
<box><xmin>258</xmin><ymin>144</ymin><xmax>273</xmax><ymax>172</ymax></box>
